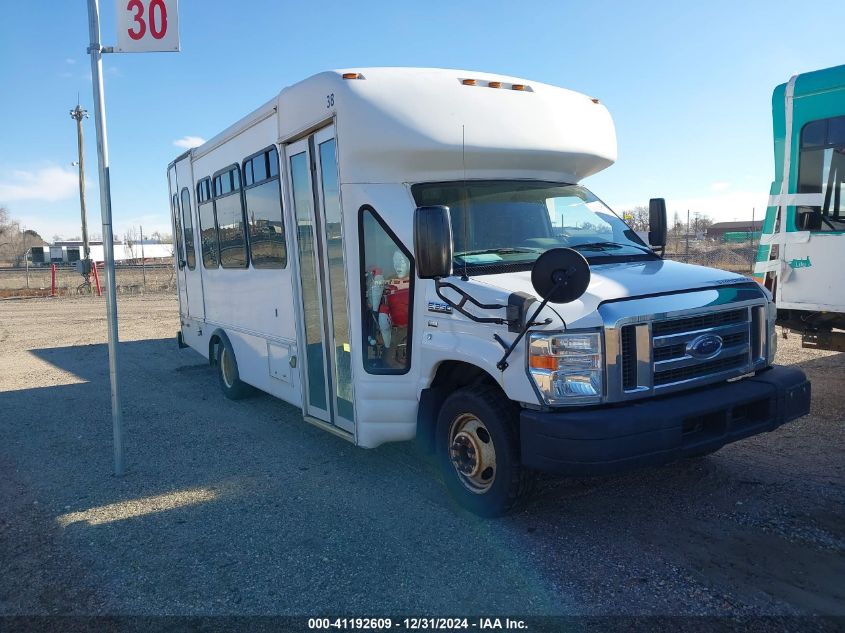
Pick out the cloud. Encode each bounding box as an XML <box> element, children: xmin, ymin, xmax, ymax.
<box><xmin>710</xmin><ymin>181</ymin><xmax>731</xmax><ymax>192</ymax></box>
<box><xmin>173</xmin><ymin>136</ymin><xmax>206</xmax><ymax>149</ymax></box>
<box><xmin>65</xmin><ymin>58</ymin><xmax>76</xmax><ymax>65</ymax></box>
<box><xmin>0</xmin><ymin>167</ymin><xmax>79</xmax><ymax>203</ymax></box>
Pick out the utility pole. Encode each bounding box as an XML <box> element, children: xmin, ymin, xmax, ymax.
<box><xmin>70</xmin><ymin>103</ymin><xmax>92</xmax><ymax>287</ymax></box>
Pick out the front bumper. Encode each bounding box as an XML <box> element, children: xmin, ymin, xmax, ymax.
<box><xmin>520</xmin><ymin>365</ymin><xmax>810</xmax><ymax>476</ymax></box>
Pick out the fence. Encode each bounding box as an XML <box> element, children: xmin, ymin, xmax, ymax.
<box><xmin>0</xmin><ymin>261</ymin><xmax>175</xmax><ymax>298</ymax></box>
<box><xmin>663</xmin><ymin>235</ymin><xmax>758</xmax><ymax>276</ymax></box>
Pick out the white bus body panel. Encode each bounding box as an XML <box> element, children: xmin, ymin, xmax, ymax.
<box><xmin>778</xmin><ymin>234</ymin><xmax>845</xmax><ymax>312</ymax></box>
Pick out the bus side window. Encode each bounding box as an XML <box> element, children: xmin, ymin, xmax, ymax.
<box><xmin>243</xmin><ymin>147</ymin><xmax>287</xmax><ymax>268</ymax></box>
<box><xmin>798</xmin><ymin>115</ymin><xmax>845</xmax><ymax>232</ymax></box>
<box><xmin>197</xmin><ymin>178</ymin><xmax>219</xmax><ymax>268</ymax></box>
<box><xmin>180</xmin><ymin>187</ymin><xmax>197</xmax><ymax>270</ymax></box>
<box><xmin>214</xmin><ymin>166</ymin><xmax>249</xmax><ymax>268</ymax></box>
<box><xmin>359</xmin><ymin>207</ymin><xmax>414</xmax><ymax>374</ymax></box>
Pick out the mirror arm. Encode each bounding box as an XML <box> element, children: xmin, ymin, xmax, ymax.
<box><xmin>496</xmin><ymin>281</ymin><xmax>562</xmax><ymax>371</ymax></box>
<box><xmin>434</xmin><ymin>278</ymin><xmax>510</xmax><ymax>325</ymax></box>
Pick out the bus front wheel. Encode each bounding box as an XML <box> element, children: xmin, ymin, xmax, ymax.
<box><xmin>216</xmin><ymin>339</ymin><xmax>252</xmax><ymax>400</ymax></box>
<box><xmin>436</xmin><ymin>385</ymin><xmax>534</xmax><ymax>517</ymax></box>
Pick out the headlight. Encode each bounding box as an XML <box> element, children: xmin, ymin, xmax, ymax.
<box><xmin>528</xmin><ymin>332</ymin><xmax>603</xmax><ymax>405</ymax></box>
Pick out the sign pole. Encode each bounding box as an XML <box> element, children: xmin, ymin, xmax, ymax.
<box><xmin>87</xmin><ymin>0</ymin><xmax>125</xmax><ymax>476</ymax></box>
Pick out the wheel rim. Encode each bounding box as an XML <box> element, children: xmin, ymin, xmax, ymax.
<box><xmin>448</xmin><ymin>413</ymin><xmax>497</xmax><ymax>494</ymax></box>
<box><xmin>220</xmin><ymin>347</ymin><xmax>236</xmax><ymax>389</ymax></box>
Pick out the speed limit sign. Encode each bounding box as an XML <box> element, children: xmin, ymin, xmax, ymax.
<box><xmin>115</xmin><ymin>0</ymin><xmax>180</xmax><ymax>53</ymax></box>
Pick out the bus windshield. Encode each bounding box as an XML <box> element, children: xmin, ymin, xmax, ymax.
<box><xmin>412</xmin><ymin>181</ymin><xmax>654</xmax><ymax>269</ymax></box>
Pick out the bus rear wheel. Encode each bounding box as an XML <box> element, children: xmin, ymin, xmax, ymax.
<box><xmin>216</xmin><ymin>339</ymin><xmax>252</xmax><ymax>400</ymax></box>
<box><xmin>436</xmin><ymin>385</ymin><xmax>534</xmax><ymax>517</ymax></box>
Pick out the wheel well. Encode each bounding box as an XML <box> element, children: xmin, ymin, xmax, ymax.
<box><xmin>208</xmin><ymin>329</ymin><xmax>228</xmax><ymax>366</ymax></box>
<box><xmin>416</xmin><ymin>361</ymin><xmax>500</xmax><ymax>454</ymax></box>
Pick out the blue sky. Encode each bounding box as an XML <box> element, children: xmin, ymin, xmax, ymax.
<box><xmin>0</xmin><ymin>0</ymin><xmax>842</xmax><ymax>240</ymax></box>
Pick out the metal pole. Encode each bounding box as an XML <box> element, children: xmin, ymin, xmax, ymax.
<box><xmin>686</xmin><ymin>209</ymin><xmax>690</xmax><ymax>263</ymax></box>
<box><xmin>140</xmin><ymin>225</ymin><xmax>146</xmax><ymax>288</ymax></box>
<box><xmin>25</xmin><ymin>248</ymin><xmax>30</xmax><ymax>289</ymax></box>
<box><xmin>87</xmin><ymin>0</ymin><xmax>124</xmax><ymax>476</ymax></box>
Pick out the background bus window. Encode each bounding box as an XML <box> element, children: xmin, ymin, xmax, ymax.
<box><xmin>214</xmin><ymin>166</ymin><xmax>248</xmax><ymax>268</ymax></box>
<box><xmin>360</xmin><ymin>208</ymin><xmax>413</xmax><ymax>374</ymax></box>
<box><xmin>797</xmin><ymin>115</ymin><xmax>845</xmax><ymax>232</ymax></box>
<box><xmin>243</xmin><ymin>148</ymin><xmax>286</xmax><ymax>268</ymax></box>
<box><xmin>180</xmin><ymin>187</ymin><xmax>197</xmax><ymax>270</ymax></box>
<box><xmin>197</xmin><ymin>178</ymin><xmax>218</xmax><ymax>268</ymax></box>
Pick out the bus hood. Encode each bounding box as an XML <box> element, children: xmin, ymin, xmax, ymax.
<box><xmin>469</xmin><ymin>259</ymin><xmax>753</xmax><ymax>328</ymax></box>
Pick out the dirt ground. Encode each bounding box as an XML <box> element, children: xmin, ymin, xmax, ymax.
<box><xmin>0</xmin><ymin>294</ymin><xmax>842</xmax><ymax>618</ymax></box>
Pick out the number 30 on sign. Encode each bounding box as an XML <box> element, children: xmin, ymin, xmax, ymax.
<box><xmin>115</xmin><ymin>0</ymin><xmax>180</xmax><ymax>53</ymax></box>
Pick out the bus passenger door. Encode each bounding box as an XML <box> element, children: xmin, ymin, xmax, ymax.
<box><xmin>286</xmin><ymin>126</ymin><xmax>354</xmax><ymax>433</ymax></box>
<box><xmin>174</xmin><ymin>157</ymin><xmax>205</xmax><ymax>320</ymax></box>
<box><xmin>168</xmin><ymin>165</ymin><xmax>189</xmax><ymax>316</ymax></box>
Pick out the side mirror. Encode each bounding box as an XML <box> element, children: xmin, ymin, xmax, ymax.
<box><xmin>648</xmin><ymin>198</ymin><xmax>667</xmax><ymax>248</ymax></box>
<box><xmin>414</xmin><ymin>206</ymin><xmax>453</xmax><ymax>279</ymax></box>
<box><xmin>531</xmin><ymin>248</ymin><xmax>591</xmax><ymax>304</ymax></box>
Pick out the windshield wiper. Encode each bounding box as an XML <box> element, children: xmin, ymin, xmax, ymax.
<box><xmin>571</xmin><ymin>241</ymin><xmax>653</xmax><ymax>254</ymax></box>
<box><xmin>455</xmin><ymin>247</ymin><xmax>540</xmax><ymax>257</ymax></box>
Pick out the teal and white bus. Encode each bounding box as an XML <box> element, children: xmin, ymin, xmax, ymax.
<box><xmin>755</xmin><ymin>64</ymin><xmax>845</xmax><ymax>350</ymax></box>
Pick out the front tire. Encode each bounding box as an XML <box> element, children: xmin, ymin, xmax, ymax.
<box><xmin>436</xmin><ymin>385</ymin><xmax>534</xmax><ymax>517</ymax></box>
<box><xmin>216</xmin><ymin>339</ymin><xmax>252</xmax><ymax>400</ymax></box>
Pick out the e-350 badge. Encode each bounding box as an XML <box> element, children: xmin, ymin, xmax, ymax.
<box><xmin>427</xmin><ymin>301</ymin><xmax>453</xmax><ymax>314</ymax></box>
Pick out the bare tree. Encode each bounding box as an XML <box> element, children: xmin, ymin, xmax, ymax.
<box><xmin>0</xmin><ymin>207</ymin><xmax>47</xmax><ymax>265</ymax></box>
<box><xmin>619</xmin><ymin>205</ymin><xmax>650</xmax><ymax>231</ymax></box>
<box><xmin>691</xmin><ymin>213</ymin><xmax>714</xmax><ymax>238</ymax></box>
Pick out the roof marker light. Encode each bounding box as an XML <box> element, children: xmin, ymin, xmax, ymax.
<box><xmin>591</xmin><ymin>97</ymin><xmax>601</xmax><ymax>104</ymax></box>
<box><xmin>342</xmin><ymin>72</ymin><xmax>362</xmax><ymax>80</ymax></box>
<box><xmin>488</xmin><ymin>81</ymin><xmax>502</xmax><ymax>88</ymax></box>
<box><xmin>512</xmin><ymin>84</ymin><xmax>526</xmax><ymax>91</ymax></box>
<box><xmin>461</xmin><ymin>79</ymin><xmax>477</xmax><ymax>86</ymax></box>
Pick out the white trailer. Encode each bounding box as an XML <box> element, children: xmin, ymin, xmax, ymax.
<box><xmin>168</xmin><ymin>68</ymin><xmax>810</xmax><ymax>516</ymax></box>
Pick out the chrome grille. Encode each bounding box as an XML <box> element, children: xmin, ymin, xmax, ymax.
<box><xmin>651</xmin><ymin>309</ymin><xmax>751</xmax><ymax>389</ymax></box>
<box><xmin>653</xmin><ymin>353</ymin><xmax>748</xmax><ymax>386</ymax></box>
<box><xmin>600</xmin><ymin>285</ymin><xmax>770</xmax><ymax>404</ymax></box>
<box><xmin>651</xmin><ymin>309</ymin><xmax>746</xmax><ymax>336</ymax></box>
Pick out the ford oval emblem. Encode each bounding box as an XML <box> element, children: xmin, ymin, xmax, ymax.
<box><xmin>687</xmin><ymin>334</ymin><xmax>723</xmax><ymax>359</ymax></box>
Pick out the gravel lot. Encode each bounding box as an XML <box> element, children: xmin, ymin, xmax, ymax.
<box><xmin>0</xmin><ymin>294</ymin><xmax>843</xmax><ymax>616</ymax></box>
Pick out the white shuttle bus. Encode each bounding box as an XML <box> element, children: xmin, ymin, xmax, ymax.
<box><xmin>168</xmin><ymin>68</ymin><xmax>810</xmax><ymax>516</ymax></box>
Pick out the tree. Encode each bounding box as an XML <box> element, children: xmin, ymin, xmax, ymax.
<box><xmin>691</xmin><ymin>213</ymin><xmax>713</xmax><ymax>238</ymax></box>
<box><xmin>619</xmin><ymin>205</ymin><xmax>650</xmax><ymax>231</ymax></box>
<box><xmin>0</xmin><ymin>207</ymin><xmax>46</xmax><ymax>265</ymax></box>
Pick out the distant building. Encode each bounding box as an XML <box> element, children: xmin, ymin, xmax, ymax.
<box><xmin>30</xmin><ymin>240</ymin><xmax>173</xmax><ymax>265</ymax></box>
<box><xmin>707</xmin><ymin>220</ymin><xmax>764</xmax><ymax>241</ymax></box>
